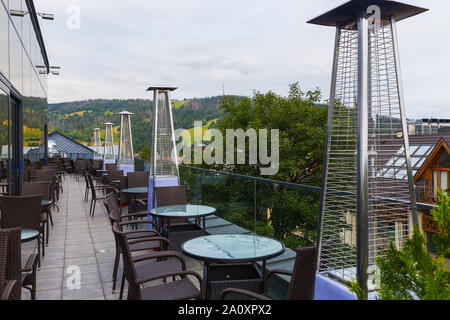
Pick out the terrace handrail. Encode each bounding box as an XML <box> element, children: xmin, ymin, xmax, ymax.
<box><xmin>179</xmin><ymin>165</ymin><xmax>322</xmax><ymax>192</ymax></box>
<box><xmin>179</xmin><ymin>165</ymin><xmax>436</xmax><ymax>211</ymax></box>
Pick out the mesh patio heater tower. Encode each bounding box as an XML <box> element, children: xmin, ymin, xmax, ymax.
<box><xmin>93</xmin><ymin>128</ymin><xmax>102</xmax><ymax>160</ymax></box>
<box><xmin>117</xmin><ymin>111</ymin><xmax>135</xmax><ymax>176</ymax></box>
<box><xmin>147</xmin><ymin>86</ymin><xmax>180</xmax><ymax>211</ymax></box>
<box><xmin>308</xmin><ymin>0</ymin><xmax>428</xmax><ymax>298</ymax></box>
<box><xmin>103</xmin><ymin>122</ymin><xmax>116</xmax><ymax>169</ymax></box>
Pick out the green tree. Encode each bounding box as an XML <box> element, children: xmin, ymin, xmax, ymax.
<box><xmin>196</xmin><ymin>83</ymin><xmax>328</xmax><ymax>249</ymax></box>
<box><xmin>140</xmin><ymin>146</ymin><xmax>151</xmax><ymax>161</ymax></box>
<box><xmin>353</xmin><ymin>189</ymin><xmax>450</xmax><ymax>300</ymax></box>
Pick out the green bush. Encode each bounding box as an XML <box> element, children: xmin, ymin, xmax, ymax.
<box><xmin>352</xmin><ymin>189</ymin><xmax>450</xmax><ymax>300</ymax></box>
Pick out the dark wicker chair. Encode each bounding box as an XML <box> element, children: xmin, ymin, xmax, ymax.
<box><xmin>21</xmin><ymin>181</ymin><xmax>52</xmax><ymax>245</ymax></box>
<box><xmin>0</xmin><ymin>229</ymin><xmax>16</xmax><ymax>300</ymax></box>
<box><xmin>1</xmin><ymin>227</ymin><xmax>39</xmax><ymax>300</ymax></box>
<box><xmin>112</xmin><ymin>222</ymin><xmax>204</xmax><ymax>300</ymax></box>
<box><xmin>49</xmin><ymin>175</ymin><xmax>60</xmax><ymax>213</ymax></box>
<box><xmin>155</xmin><ymin>185</ymin><xmax>206</xmax><ymax>250</ymax></box>
<box><xmin>104</xmin><ymin>193</ymin><xmax>161</xmax><ymax>297</ymax></box>
<box><xmin>126</xmin><ymin>172</ymin><xmax>149</xmax><ymax>213</ymax></box>
<box><xmin>106</xmin><ymin>170</ymin><xmax>123</xmax><ymax>186</ymax></box>
<box><xmin>220</xmin><ymin>247</ymin><xmax>317</xmax><ymax>300</ymax></box>
<box><xmin>1</xmin><ymin>195</ymin><xmax>44</xmax><ymax>269</ymax></box>
<box><xmin>105</xmin><ymin>163</ymin><xmax>117</xmax><ymax>172</ymax></box>
<box><xmin>87</xmin><ymin>173</ymin><xmax>116</xmax><ymax>217</ymax></box>
<box><xmin>75</xmin><ymin>159</ymin><xmax>87</xmax><ymax>181</ymax></box>
<box><xmin>35</xmin><ymin>169</ymin><xmax>56</xmax><ymax>183</ymax></box>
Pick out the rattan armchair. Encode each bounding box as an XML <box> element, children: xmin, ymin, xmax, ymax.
<box><xmin>0</xmin><ymin>228</ymin><xmax>39</xmax><ymax>300</ymax></box>
<box><xmin>155</xmin><ymin>185</ymin><xmax>206</xmax><ymax>250</ymax></box>
<box><xmin>127</xmin><ymin>172</ymin><xmax>149</xmax><ymax>213</ymax></box>
<box><xmin>106</xmin><ymin>170</ymin><xmax>123</xmax><ymax>186</ymax></box>
<box><xmin>104</xmin><ymin>193</ymin><xmax>161</xmax><ymax>297</ymax></box>
<box><xmin>0</xmin><ymin>229</ymin><xmax>16</xmax><ymax>300</ymax></box>
<box><xmin>112</xmin><ymin>222</ymin><xmax>204</xmax><ymax>300</ymax></box>
<box><xmin>220</xmin><ymin>247</ymin><xmax>317</xmax><ymax>300</ymax></box>
<box><xmin>87</xmin><ymin>173</ymin><xmax>117</xmax><ymax>217</ymax></box>
<box><xmin>1</xmin><ymin>196</ymin><xmax>44</xmax><ymax>269</ymax></box>
<box><xmin>105</xmin><ymin>163</ymin><xmax>117</xmax><ymax>172</ymax></box>
<box><xmin>21</xmin><ymin>181</ymin><xmax>52</xmax><ymax>245</ymax></box>
<box><xmin>35</xmin><ymin>169</ymin><xmax>56</xmax><ymax>183</ymax></box>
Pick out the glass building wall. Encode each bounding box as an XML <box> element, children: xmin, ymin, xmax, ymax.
<box><xmin>0</xmin><ymin>0</ymin><xmax>49</xmax><ymax>195</ymax></box>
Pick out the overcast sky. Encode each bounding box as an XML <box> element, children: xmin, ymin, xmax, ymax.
<box><xmin>35</xmin><ymin>0</ymin><xmax>450</xmax><ymax>119</ymax></box>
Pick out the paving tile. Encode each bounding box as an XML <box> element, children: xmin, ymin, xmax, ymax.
<box><xmin>64</xmin><ymin>250</ymin><xmax>95</xmax><ymax>259</ymax></box>
<box><xmin>64</xmin><ymin>256</ymin><xmax>97</xmax><ymax>267</ymax></box>
<box><xmin>36</xmin><ymin>288</ymin><xmax>62</xmax><ymax>300</ymax></box>
<box><xmin>37</xmin><ymin>267</ymin><xmax>64</xmax><ymax>280</ymax></box>
<box><xmin>62</xmin><ymin>283</ymin><xmax>104</xmax><ymax>300</ymax></box>
<box><xmin>37</xmin><ymin>276</ymin><xmax>63</xmax><ymax>291</ymax></box>
<box><xmin>40</xmin><ymin>258</ymin><xmax>65</xmax><ymax>269</ymax></box>
<box><xmin>63</xmin><ymin>271</ymin><xmax>101</xmax><ymax>287</ymax></box>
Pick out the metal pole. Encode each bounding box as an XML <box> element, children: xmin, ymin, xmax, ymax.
<box><xmin>357</xmin><ymin>12</ymin><xmax>369</xmax><ymax>297</ymax></box>
<box><xmin>44</xmin><ymin>124</ymin><xmax>48</xmax><ymax>166</ymax></box>
<box><xmin>129</xmin><ymin>115</ymin><xmax>135</xmax><ymax>166</ymax></box>
<box><xmin>167</xmin><ymin>91</ymin><xmax>180</xmax><ymax>183</ymax></box>
<box><xmin>391</xmin><ymin>17</ymin><xmax>419</xmax><ymax>228</ymax></box>
<box><xmin>316</xmin><ymin>26</ymin><xmax>341</xmax><ymax>273</ymax></box>
<box><xmin>118</xmin><ymin>114</ymin><xmax>123</xmax><ymax>169</ymax></box>
<box><xmin>151</xmin><ymin>90</ymin><xmax>158</xmax><ymax>209</ymax></box>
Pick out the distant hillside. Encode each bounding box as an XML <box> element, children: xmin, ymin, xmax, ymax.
<box><xmin>48</xmin><ymin>96</ymin><xmax>240</xmax><ymax>153</ymax></box>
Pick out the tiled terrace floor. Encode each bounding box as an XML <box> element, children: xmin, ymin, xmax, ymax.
<box><xmin>21</xmin><ymin>174</ymin><xmax>202</xmax><ymax>300</ymax></box>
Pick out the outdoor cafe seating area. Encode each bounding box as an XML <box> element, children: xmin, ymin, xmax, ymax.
<box><xmin>0</xmin><ymin>157</ymin><xmax>317</xmax><ymax>300</ymax></box>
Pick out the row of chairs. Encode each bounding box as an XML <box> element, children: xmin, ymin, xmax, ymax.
<box><xmin>102</xmin><ymin>190</ymin><xmax>317</xmax><ymax>300</ymax></box>
<box><xmin>104</xmin><ymin>192</ymin><xmax>203</xmax><ymax>300</ymax></box>
<box><xmin>0</xmin><ymin>228</ymin><xmax>38</xmax><ymax>300</ymax></box>
<box><xmin>0</xmin><ymin>164</ymin><xmax>64</xmax><ymax>300</ymax></box>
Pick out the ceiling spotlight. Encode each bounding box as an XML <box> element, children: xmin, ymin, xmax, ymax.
<box><xmin>37</xmin><ymin>13</ymin><xmax>54</xmax><ymax>20</ymax></box>
<box><xmin>10</xmin><ymin>10</ymin><xmax>28</xmax><ymax>17</ymax></box>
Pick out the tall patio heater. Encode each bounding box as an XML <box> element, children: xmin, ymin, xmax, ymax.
<box><xmin>117</xmin><ymin>111</ymin><xmax>135</xmax><ymax>176</ymax></box>
<box><xmin>147</xmin><ymin>86</ymin><xmax>180</xmax><ymax>211</ymax></box>
<box><xmin>308</xmin><ymin>0</ymin><xmax>427</xmax><ymax>298</ymax></box>
<box><xmin>93</xmin><ymin>128</ymin><xmax>102</xmax><ymax>160</ymax></box>
<box><xmin>103</xmin><ymin>122</ymin><xmax>116</xmax><ymax>169</ymax></box>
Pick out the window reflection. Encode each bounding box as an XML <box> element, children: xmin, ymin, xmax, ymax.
<box><xmin>0</xmin><ymin>3</ymin><xmax>9</xmax><ymax>78</ymax></box>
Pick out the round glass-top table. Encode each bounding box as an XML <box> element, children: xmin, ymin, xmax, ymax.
<box><xmin>120</xmin><ymin>187</ymin><xmax>149</xmax><ymax>215</ymax></box>
<box><xmin>182</xmin><ymin>234</ymin><xmax>285</xmax><ymax>264</ymax></box>
<box><xmin>121</xmin><ymin>187</ymin><xmax>148</xmax><ymax>194</ymax></box>
<box><xmin>149</xmin><ymin>204</ymin><xmax>216</xmax><ymax>219</ymax></box>
<box><xmin>149</xmin><ymin>205</ymin><xmax>216</xmax><ymax>236</ymax></box>
<box><xmin>182</xmin><ymin>234</ymin><xmax>285</xmax><ymax>299</ymax></box>
<box><xmin>41</xmin><ymin>200</ymin><xmax>52</xmax><ymax>207</ymax></box>
<box><xmin>21</xmin><ymin>229</ymin><xmax>39</xmax><ymax>243</ymax></box>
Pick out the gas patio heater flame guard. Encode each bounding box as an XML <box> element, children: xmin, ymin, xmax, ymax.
<box><xmin>308</xmin><ymin>0</ymin><xmax>428</xmax><ymax>298</ymax></box>
<box><xmin>93</xmin><ymin>128</ymin><xmax>102</xmax><ymax>160</ymax></box>
<box><xmin>118</xmin><ymin>111</ymin><xmax>135</xmax><ymax>176</ymax></box>
<box><xmin>147</xmin><ymin>86</ymin><xmax>180</xmax><ymax>211</ymax></box>
<box><xmin>103</xmin><ymin>122</ymin><xmax>116</xmax><ymax>167</ymax></box>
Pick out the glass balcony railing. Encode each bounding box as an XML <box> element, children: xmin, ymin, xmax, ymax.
<box><xmin>179</xmin><ymin>165</ymin><xmax>321</xmax><ymax>251</ymax></box>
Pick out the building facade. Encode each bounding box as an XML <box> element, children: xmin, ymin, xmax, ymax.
<box><xmin>0</xmin><ymin>0</ymin><xmax>49</xmax><ymax>195</ymax></box>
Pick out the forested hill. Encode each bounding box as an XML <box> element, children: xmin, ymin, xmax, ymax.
<box><xmin>48</xmin><ymin>96</ymin><xmax>238</xmax><ymax>153</ymax></box>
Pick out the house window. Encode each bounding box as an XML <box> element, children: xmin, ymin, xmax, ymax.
<box><xmin>433</xmin><ymin>170</ymin><xmax>438</xmax><ymax>197</ymax></box>
<box><xmin>432</xmin><ymin>169</ymin><xmax>449</xmax><ymax>197</ymax></box>
<box><xmin>441</xmin><ymin>171</ymin><xmax>448</xmax><ymax>192</ymax></box>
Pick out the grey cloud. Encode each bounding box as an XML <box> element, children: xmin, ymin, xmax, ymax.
<box><xmin>35</xmin><ymin>0</ymin><xmax>450</xmax><ymax>119</ymax></box>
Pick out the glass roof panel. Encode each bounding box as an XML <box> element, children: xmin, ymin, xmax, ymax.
<box><xmin>414</xmin><ymin>145</ymin><xmax>432</xmax><ymax>156</ymax></box>
<box><xmin>409</xmin><ymin>145</ymin><xmax>419</xmax><ymax>154</ymax></box>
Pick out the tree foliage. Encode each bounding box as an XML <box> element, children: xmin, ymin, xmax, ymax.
<box><xmin>193</xmin><ymin>83</ymin><xmax>328</xmax><ymax>249</ymax></box>
<box><xmin>374</xmin><ymin>189</ymin><xmax>450</xmax><ymax>300</ymax></box>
